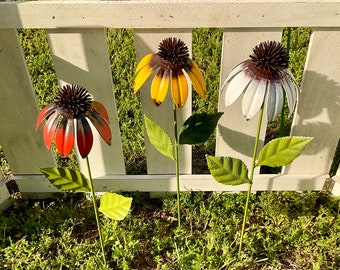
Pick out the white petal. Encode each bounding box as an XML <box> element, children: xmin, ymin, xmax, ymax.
<box><xmin>224</xmin><ymin>71</ymin><xmax>251</xmax><ymax>107</ymax></box>
<box><xmin>242</xmin><ymin>79</ymin><xmax>267</xmax><ymax>120</ymax></box>
<box><xmin>266</xmin><ymin>82</ymin><xmax>283</xmax><ymax>122</ymax></box>
<box><xmin>286</xmin><ymin>69</ymin><xmax>298</xmax><ymax>86</ymax></box>
<box><xmin>282</xmin><ymin>77</ymin><xmax>297</xmax><ymax>115</ymax></box>
<box><xmin>285</xmin><ymin>69</ymin><xmax>300</xmax><ymax>99</ymax></box>
<box><xmin>222</xmin><ymin>63</ymin><xmax>245</xmax><ymax>86</ymax></box>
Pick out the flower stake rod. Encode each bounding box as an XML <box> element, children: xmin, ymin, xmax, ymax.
<box><xmin>206</xmin><ymin>41</ymin><xmax>313</xmax><ymax>258</ymax></box>
<box><xmin>36</xmin><ymin>84</ymin><xmax>132</xmax><ymax>267</ymax></box>
<box><xmin>134</xmin><ymin>37</ymin><xmax>222</xmax><ymax>227</ymax></box>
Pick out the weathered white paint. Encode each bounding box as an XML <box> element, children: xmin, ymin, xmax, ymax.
<box><xmin>332</xmin><ymin>169</ymin><xmax>340</xmax><ymax>196</ymax></box>
<box><xmin>134</xmin><ymin>29</ymin><xmax>192</xmax><ymax>174</ymax></box>
<box><xmin>12</xmin><ymin>173</ymin><xmax>328</xmax><ymax>195</ymax></box>
<box><xmin>284</xmin><ymin>29</ymin><xmax>340</xmax><ymax>174</ymax></box>
<box><xmin>217</xmin><ymin>28</ymin><xmax>283</xmax><ymax>170</ymax></box>
<box><xmin>0</xmin><ymin>29</ymin><xmax>56</xmax><ymax>174</ymax></box>
<box><xmin>46</xmin><ymin>28</ymin><xmax>126</xmax><ymax>177</ymax></box>
<box><xmin>0</xmin><ymin>1</ymin><xmax>340</xmax><ymax>29</ymax></box>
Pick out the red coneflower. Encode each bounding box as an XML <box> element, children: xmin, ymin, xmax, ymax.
<box><xmin>36</xmin><ymin>84</ymin><xmax>111</xmax><ymax>158</ymax></box>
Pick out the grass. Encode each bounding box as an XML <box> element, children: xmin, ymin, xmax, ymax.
<box><xmin>1</xmin><ymin>191</ymin><xmax>339</xmax><ymax>269</ymax></box>
<box><xmin>1</xmin><ymin>27</ymin><xmax>340</xmax><ymax>269</ymax></box>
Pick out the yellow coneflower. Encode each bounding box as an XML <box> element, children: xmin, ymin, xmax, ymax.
<box><xmin>134</xmin><ymin>37</ymin><xmax>206</xmax><ymax>108</ymax></box>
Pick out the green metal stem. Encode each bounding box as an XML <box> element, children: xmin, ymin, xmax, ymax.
<box><xmin>86</xmin><ymin>157</ymin><xmax>107</xmax><ymax>267</ymax></box>
<box><xmin>238</xmin><ymin>102</ymin><xmax>265</xmax><ymax>258</ymax></box>
<box><xmin>173</xmin><ymin>103</ymin><xmax>181</xmax><ymax>228</ymax></box>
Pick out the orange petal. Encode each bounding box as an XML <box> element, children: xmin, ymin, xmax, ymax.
<box><xmin>91</xmin><ymin>101</ymin><xmax>110</xmax><ymax>123</ymax></box>
<box><xmin>76</xmin><ymin>118</ymin><xmax>93</xmax><ymax>158</ymax></box>
<box><xmin>55</xmin><ymin>118</ymin><xmax>75</xmax><ymax>157</ymax></box>
<box><xmin>88</xmin><ymin>112</ymin><xmax>112</xmax><ymax>146</ymax></box>
<box><xmin>151</xmin><ymin>69</ymin><xmax>170</xmax><ymax>106</ymax></box>
<box><xmin>36</xmin><ymin>103</ymin><xmax>57</xmax><ymax>130</ymax></box>
<box><xmin>171</xmin><ymin>70</ymin><xmax>188</xmax><ymax>108</ymax></box>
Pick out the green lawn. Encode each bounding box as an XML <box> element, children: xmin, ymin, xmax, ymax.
<box><xmin>1</xmin><ymin>28</ymin><xmax>340</xmax><ymax>269</ymax></box>
<box><xmin>1</xmin><ymin>191</ymin><xmax>339</xmax><ymax>269</ymax></box>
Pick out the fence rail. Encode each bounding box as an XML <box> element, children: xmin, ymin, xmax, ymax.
<box><xmin>1</xmin><ymin>1</ymin><xmax>340</xmax><ymax>28</ymax></box>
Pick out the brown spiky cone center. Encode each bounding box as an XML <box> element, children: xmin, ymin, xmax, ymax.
<box><xmin>55</xmin><ymin>85</ymin><xmax>92</xmax><ymax>119</ymax></box>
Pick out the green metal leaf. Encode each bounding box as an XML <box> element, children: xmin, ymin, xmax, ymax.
<box><xmin>179</xmin><ymin>112</ymin><xmax>223</xmax><ymax>145</ymax></box>
<box><xmin>99</xmin><ymin>192</ymin><xmax>132</xmax><ymax>220</ymax></box>
<box><xmin>144</xmin><ymin>114</ymin><xmax>174</xmax><ymax>160</ymax></box>
<box><xmin>38</xmin><ymin>167</ymin><xmax>90</xmax><ymax>192</ymax></box>
<box><xmin>206</xmin><ymin>155</ymin><xmax>251</xmax><ymax>186</ymax></box>
<box><xmin>256</xmin><ymin>136</ymin><xmax>313</xmax><ymax>167</ymax></box>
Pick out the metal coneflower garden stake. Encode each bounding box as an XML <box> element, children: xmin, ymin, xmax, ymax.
<box><xmin>206</xmin><ymin>41</ymin><xmax>313</xmax><ymax>258</ymax></box>
<box><xmin>134</xmin><ymin>37</ymin><xmax>222</xmax><ymax>227</ymax></box>
<box><xmin>36</xmin><ymin>84</ymin><xmax>132</xmax><ymax>267</ymax></box>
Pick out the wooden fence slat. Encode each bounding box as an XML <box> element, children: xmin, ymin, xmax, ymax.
<box><xmin>284</xmin><ymin>29</ymin><xmax>340</xmax><ymax>175</ymax></box>
<box><xmin>46</xmin><ymin>28</ymin><xmax>126</xmax><ymax>177</ymax></box>
<box><xmin>216</xmin><ymin>28</ymin><xmax>283</xmax><ymax>169</ymax></box>
<box><xmin>134</xmin><ymin>29</ymin><xmax>192</xmax><ymax>174</ymax></box>
<box><xmin>0</xmin><ymin>29</ymin><xmax>56</xmax><ymax>174</ymax></box>
<box><xmin>1</xmin><ymin>1</ymin><xmax>340</xmax><ymax>29</ymax></box>
<box><xmin>331</xmin><ymin>166</ymin><xmax>340</xmax><ymax>196</ymax></box>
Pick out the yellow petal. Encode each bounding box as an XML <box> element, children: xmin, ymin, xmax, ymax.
<box><xmin>151</xmin><ymin>69</ymin><xmax>170</xmax><ymax>106</ymax></box>
<box><xmin>186</xmin><ymin>60</ymin><xmax>206</xmax><ymax>99</ymax></box>
<box><xmin>135</xmin><ymin>54</ymin><xmax>153</xmax><ymax>73</ymax></box>
<box><xmin>134</xmin><ymin>65</ymin><xmax>154</xmax><ymax>93</ymax></box>
<box><xmin>171</xmin><ymin>70</ymin><xmax>188</xmax><ymax>108</ymax></box>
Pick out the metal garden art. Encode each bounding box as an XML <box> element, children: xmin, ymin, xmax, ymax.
<box><xmin>36</xmin><ymin>84</ymin><xmax>132</xmax><ymax>267</ymax></box>
<box><xmin>206</xmin><ymin>41</ymin><xmax>313</xmax><ymax>257</ymax></box>
<box><xmin>134</xmin><ymin>37</ymin><xmax>222</xmax><ymax>227</ymax></box>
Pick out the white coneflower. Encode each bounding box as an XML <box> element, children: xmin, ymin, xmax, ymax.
<box><xmin>222</xmin><ymin>41</ymin><xmax>298</xmax><ymax>122</ymax></box>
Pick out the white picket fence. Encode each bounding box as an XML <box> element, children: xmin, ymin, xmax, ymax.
<box><xmin>1</xmin><ymin>0</ymin><xmax>340</xmax><ymax>211</ymax></box>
